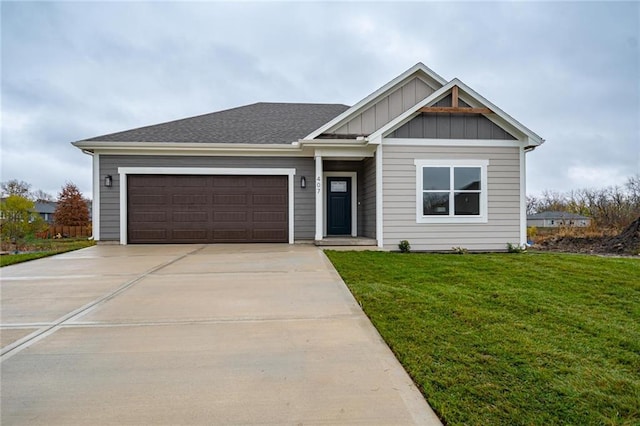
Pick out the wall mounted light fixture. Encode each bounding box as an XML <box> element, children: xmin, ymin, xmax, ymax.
<box><xmin>300</xmin><ymin>176</ymin><xmax>306</xmax><ymax>189</ymax></box>
<box><xmin>104</xmin><ymin>175</ymin><xmax>113</xmax><ymax>188</ymax></box>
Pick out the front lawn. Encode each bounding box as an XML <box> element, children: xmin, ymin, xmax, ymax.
<box><xmin>0</xmin><ymin>238</ymin><xmax>95</xmax><ymax>267</ymax></box>
<box><xmin>325</xmin><ymin>251</ymin><xmax>640</xmax><ymax>425</ymax></box>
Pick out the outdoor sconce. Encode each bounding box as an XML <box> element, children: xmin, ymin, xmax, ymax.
<box><xmin>300</xmin><ymin>176</ymin><xmax>306</xmax><ymax>189</ymax></box>
<box><xmin>104</xmin><ymin>175</ymin><xmax>113</xmax><ymax>188</ymax></box>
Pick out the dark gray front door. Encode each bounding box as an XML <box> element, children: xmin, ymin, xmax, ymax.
<box><xmin>327</xmin><ymin>177</ymin><xmax>351</xmax><ymax>235</ymax></box>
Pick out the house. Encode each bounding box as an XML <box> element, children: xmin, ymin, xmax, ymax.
<box><xmin>72</xmin><ymin>63</ymin><xmax>544</xmax><ymax>251</ymax></box>
<box><xmin>0</xmin><ymin>198</ymin><xmax>55</xmax><ymax>224</ymax></box>
<box><xmin>35</xmin><ymin>200</ymin><xmax>57</xmax><ymax>224</ymax></box>
<box><xmin>527</xmin><ymin>211</ymin><xmax>591</xmax><ymax>228</ymax></box>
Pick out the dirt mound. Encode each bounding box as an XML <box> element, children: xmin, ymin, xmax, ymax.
<box><xmin>537</xmin><ymin>217</ymin><xmax>640</xmax><ymax>255</ymax></box>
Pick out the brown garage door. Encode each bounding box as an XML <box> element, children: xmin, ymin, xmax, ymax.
<box><xmin>127</xmin><ymin>175</ymin><xmax>288</xmax><ymax>243</ymax></box>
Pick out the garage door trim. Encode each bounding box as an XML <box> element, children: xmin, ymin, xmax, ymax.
<box><xmin>117</xmin><ymin>167</ymin><xmax>296</xmax><ymax>245</ymax></box>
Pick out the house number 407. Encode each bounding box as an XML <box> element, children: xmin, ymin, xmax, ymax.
<box><xmin>316</xmin><ymin>176</ymin><xmax>322</xmax><ymax>194</ymax></box>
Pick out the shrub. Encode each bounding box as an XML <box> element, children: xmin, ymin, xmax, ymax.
<box><xmin>398</xmin><ymin>240</ymin><xmax>411</xmax><ymax>253</ymax></box>
<box><xmin>507</xmin><ymin>242</ymin><xmax>527</xmax><ymax>253</ymax></box>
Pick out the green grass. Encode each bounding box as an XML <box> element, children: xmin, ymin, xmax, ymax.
<box><xmin>0</xmin><ymin>239</ymin><xmax>96</xmax><ymax>267</ymax></box>
<box><xmin>325</xmin><ymin>251</ymin><xmax>640</xmax><ymax>425</ymax></box>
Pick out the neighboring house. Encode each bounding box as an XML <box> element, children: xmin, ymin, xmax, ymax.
<box><xmin>35</xmin><ymin>200</ymin><xmax>57</xmax><ymax>224</ymax></box>
<box><xmin>527</xmin><ymin>211</ymin><xmax>591</xmax><ymax>228</ymax></box>
<box><xmin>72</xmin><ymin>63</ymin><xmax>544</xmax><ymax>251</ymax></box>
<box><xmin>0</xmin><ymin>198</ymin><xmax>55</xmax><ymax>224</ymax></box>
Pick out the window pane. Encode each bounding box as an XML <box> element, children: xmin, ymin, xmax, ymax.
<box><xmin>423</xmin><ymin>192</ymin><xmax>449</xmax><ymax>215</ymax></box>
<box><xmin>454</xmin><ymin>167</ymin><xmax>481</xmax><ymax>190</ymax></box>
<box><xmin>454</xmin><ymin>192</ymin><xmax>480</xmax><ymax>215</ymax></box>
<box><xmin>423</xmin><ymin>167</ymin><xmax>450</xmax><ymax>190</ymax></box>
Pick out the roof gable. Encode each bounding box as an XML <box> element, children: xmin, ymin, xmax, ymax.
<box><xmin>389</xmin><ymin>94</ymin><xmax>517</xmax><ymax>140</ymax></box>
<box><xmin>369</xmin><ymin>79</ymin><xmax>545</xmax><ymax>147</ymax></box>
<box><xmin>304</xmin><ymin>63</ymin><xmax>447</xmax><ymax>140</ymax></box>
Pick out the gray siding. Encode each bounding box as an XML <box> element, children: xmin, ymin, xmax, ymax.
<box><xmin>390</xmin><ymin>113</ymin><xmax>516</xmax><ymax>140</ymax></box>
<box><xmin>390</xmin><ymin>93</ymin><xmax>515</xmax><ymax>140</ymax></box>
<box><xmin>382</xmin><ymin>145</ymin><xmax>521</xmax><ymax>251</ymax></box>
<box><xmin>98</xmin><ymin>155</ymin><xmax>315</xmax><ymax>241</ymax></box>
<box><xmin>332</xmin><ymin>77</ymin><xmax>435</xmax><ymax>136</ymax></box>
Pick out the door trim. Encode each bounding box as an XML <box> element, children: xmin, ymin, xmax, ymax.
<box><xmin>323</xmin><ymin>171</ymin><xmax>357</xmax><ymax>237</ymax></box>
<box><xmin>117</xmin><ymin>167</ymin><xmax>296</xmax><ymax>245</ymax></box>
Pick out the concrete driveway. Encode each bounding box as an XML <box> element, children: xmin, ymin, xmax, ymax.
<box><xmin>1</xmin><ymin>244</ymin><xmax>440</xmax><ymax>425</ymax></box>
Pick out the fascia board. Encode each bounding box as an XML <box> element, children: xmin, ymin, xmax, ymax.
<box><xmin>72</xmin><ymin>141</ymin><xmax>303</xmax><ymax>152</ymax></box>
<box><xmin>303</xmin><ymin>63</ymin><xmax>447</xmax><ymax>140</ymax></box>
<box><xmin>297</xmin><ymin>139</ymin><xmax>369</xmax><ymax>148</ymax></box>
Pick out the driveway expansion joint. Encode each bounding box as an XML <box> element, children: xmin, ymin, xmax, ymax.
<box><xmin>1</xmin><ymin>245</ymin><xmax>206</xmax><ymax>361</ymax></box>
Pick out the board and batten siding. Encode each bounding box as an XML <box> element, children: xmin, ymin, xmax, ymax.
<box><xmin>98</xmin><ymin>155</ymin><xmax>315</xmax><ymax>241</ymax></box>
<box><xmin>331</xmin><ymin>77</ymin><xmax>435</xmax><ymax>136</ymax></box>
<box><xmin>382</xmin><ymin>145</ymin><xmax>521</xmax><ymax>251</ymax></box>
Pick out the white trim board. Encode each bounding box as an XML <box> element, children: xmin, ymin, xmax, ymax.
<box><xmin>323</xmin><ymin>172</ymin><xmax>357</xmax><ymax>238</ymax></box>
<box><xmin>116</xmin><ymin>167</ymin><xmax>296</xmax><ymax>245</ymax></box>
<box><xmin>519</xmin><ymin>147</ymin><xmax>527</xmax><ymax>246</ymax></box>
<box><xmin>92</xmin><ymin>153</ymin><xmax>100</xmax><ymax>240</ymax></box>
<box><xmin>375</xmin><ymin>144</ymin><xmax>383</xmax><ymax>247</ymax></box>
<box><xmin>384</xmin><ymin>138</ymin><xmax>525</xmax><ymax>148</ymax></box>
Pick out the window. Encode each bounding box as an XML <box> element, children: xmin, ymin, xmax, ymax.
<box><xmin>414</xmin><ymin>159</ymin><xmax>488</xmax><ymax>223</ymax></box>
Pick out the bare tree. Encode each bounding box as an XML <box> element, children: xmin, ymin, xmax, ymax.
<box><xmin>1</xmin><ymin>179</ymin><xmax>32</xmax><ymax>199</ymax></box>
<box><xmin>32</xmin><ymin>189</ymin><xmax>55</xmax><ymax>202</ymax></box>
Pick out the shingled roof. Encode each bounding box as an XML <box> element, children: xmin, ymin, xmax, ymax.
<box><xmin>79</xmin><ymin>102</ymin><xmax>350</xmax><ymax>145</ymax></box>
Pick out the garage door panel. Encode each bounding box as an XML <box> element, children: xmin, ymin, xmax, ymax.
<box><xmin>212</xmin><ymin>229</ymin><xmax>250</xmax><ymax>242</ymax></box>
<box><xmin>253</xmin><ymin>211</ymin><xmax>287</xmax><ymax>222</ymax></box>
<box><xmin>130</xmin><ymin>229</ymin><xmax>167</xmax><ymax>241</ymax></box>
<box><xmin>171</xmin><ymin>229</ymin><xmax>208</xmax><ymax>240</ymax></box>
<box><xmin>252</xmin><ymin>229</ymin><xmax>287</xmax><ymax>241</ymax></box>
<box><xmin>131</xmin><ymin>212</ymin><xmax>167</xmax><ymax>223</ymax></box>
<box><xmin>172</xmin><ymin>212</ymin><xmax>208</xmax><ymax>222</ymax></box>
<box><xmin>173</xmin><ymin>176</ymin><xmax>210</xmax><ymax>187</ymax></box>
<box><xmin>213</xmin><ymin>176</ymin><xmax>249</xmax><ymax>187</ymax></box>
<box><xmin>213</xmin><ymin>211</ymin><xmax>248</xmax><ymax>222</ymax></box>
<box><xmin>253</xmin><ymin>194</ymin><xmax>287</xmax><ymax>205</ymax></box>
<box><xmin>172</xmin><ymin>194</ymin><xmax>208</xmax><ymax>205</ymax></box>
<box><xmin>128</xmin><ymin>174</ymin><xmax>287</xmax><ymax>243</ymax></box>
<box><xmin>130</xmin><ymin>194</ymin><xmax>167</xmax><ymax>205</ymax></box>
<box><xmin>213</xmin><ymin>194</ymin><xmax>249</xmax><ymax>205</ymax></box>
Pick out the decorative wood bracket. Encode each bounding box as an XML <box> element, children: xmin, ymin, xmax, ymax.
<box><xmin>420</xmin><ymin>85</ymin><xmax>492</xmax><ymax>114</ymax></box>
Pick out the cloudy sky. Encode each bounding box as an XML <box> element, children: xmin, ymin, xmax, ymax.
<box><xmin>2</xmin><ymin>1</ymin><xmax>638</xmax><ymax>200</ymax></box>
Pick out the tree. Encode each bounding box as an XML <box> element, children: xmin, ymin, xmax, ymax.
<box><xmin>54</xmin><ymin>183</ymin><xmax>90</xmax><ymax>226</ymax></box>
<box><xmin>32</xmin><ymin>189</ymin><xmax>55</xmax><ymax>202</ymax></box>
<box><xmin>0</xmin><ymin>195</ymin><xmax>47</xmax><ymax>251</ymax></box>
<box><xmin>1</xmin><ymin>179</ymin><xmax>32</xmax><ymax>199</ymax></box>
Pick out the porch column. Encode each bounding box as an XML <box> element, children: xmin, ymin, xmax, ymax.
<box><xmin>315</xmin><ymin>154</ymin><xmax>323</xmax><ymax>241</ymax></box>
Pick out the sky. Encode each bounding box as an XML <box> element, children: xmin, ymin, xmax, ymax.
<box><xmin>1</xmin><ymin>1</ymin><xmax>639</xmax><ymax>200</ymax></box>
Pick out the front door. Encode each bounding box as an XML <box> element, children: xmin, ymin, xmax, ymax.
<box><xmin>327</xmin><ymin>177</ymin><xmax>351</xmax><ymax>235</ymax></box>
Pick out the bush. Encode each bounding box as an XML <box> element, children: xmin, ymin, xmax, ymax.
<box><xmin>507</xmin><ymin>242</ymin><xmax>527</xmax><ymax>253</ymax></box>
<box><xmin>398</xmin><ymin>240</ymin><xmax>411</xmax><ymax>253</ymax></box>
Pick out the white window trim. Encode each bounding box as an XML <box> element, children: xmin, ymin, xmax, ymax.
<box><xmin>322</xmin><ymin>171</ymin><xmax>357</xmax><ymax>237</ymax></box>
<box><xmin>117</xmin><ymin>167</ymin><xmax>296</xmax><ymax>245</ymax></box>
<box><xmin>414</xmin><ymin>159</ymin><xmax>489</xmax><ymax>224</ymax></box>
